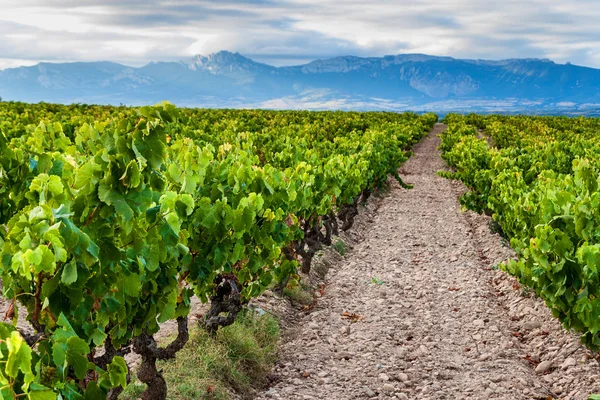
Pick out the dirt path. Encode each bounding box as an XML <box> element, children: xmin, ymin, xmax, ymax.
<box><xmin>256</xmin><ymin>124</ymin><xmax>600</xmax><ymax>400</ymax></box>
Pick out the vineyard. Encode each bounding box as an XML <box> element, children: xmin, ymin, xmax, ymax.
<box><xmin>0</xmin><ymin>101</ymin><xmax>436</xmax><ymax>399</ymax></box>
<box><xmin>4</xmin><ymin>101</ymin><xmax>600</xmax><ymax>399</ymax></box>
<box><xmin>440</xmin><ymin>114</ymin><xmax>600</xmax><ymax>349</ymax></box>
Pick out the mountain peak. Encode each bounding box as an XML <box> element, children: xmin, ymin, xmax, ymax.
<box><xmin>195</xmin><ymin>50</ymin><xmax>246</xmax><ymax>62</ymax></box>
<box><xmin>185</xmin><ymin>51</ymin><xmax>270</xmax><ymax>74</ymax></box>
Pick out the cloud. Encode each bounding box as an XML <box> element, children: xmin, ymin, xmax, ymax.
<box><xmin>1</xmin><ymin>0</ymin><xmax>600</xmax><ymax>69</ymax></box>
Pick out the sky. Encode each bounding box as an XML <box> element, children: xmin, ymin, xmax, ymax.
<box><xmin>1</xmin><ymin>0</ymin><xmax>600</xmax><ymax>70</ymax></box>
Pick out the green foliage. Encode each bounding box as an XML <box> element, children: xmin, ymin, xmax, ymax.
<box><xmin>0</xmin><ymin>101</ymin><xmax>435</xmax><ymax>397</ymax></box>
<box><xmin>0</xmin><ymin>320</ymin><xmax>126</xmax><ymax>399</ymax></box>
<box><xmin>440</xmin><ymin>113</ymin><xmax>600</xmax><ymax>349</ymax></box>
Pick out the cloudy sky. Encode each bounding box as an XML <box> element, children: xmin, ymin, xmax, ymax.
<box><xmin>1</xmin><ymin>0</ymin><xmax>600</xmax><ymax>70</ymax></box>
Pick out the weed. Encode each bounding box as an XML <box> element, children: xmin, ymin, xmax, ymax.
<box><xmin>363</xmin><ymin>276</ymin><xmax>385</xmax><ymax>285</ymax></box>
<box><xmin>333</xmin><ymin>240</ymin><xmax>346</xmax><ymax>256</ymax></box>
<box><xmin>284</xmin><ymin>284</ymin><xmax>314</xmax><ymax>307</ymax></box>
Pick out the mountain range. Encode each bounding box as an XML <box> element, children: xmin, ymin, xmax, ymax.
<box><xmin>1</xmin><ymin>50</ymin><xmax>600</xmax><ymax>114</ymax></box>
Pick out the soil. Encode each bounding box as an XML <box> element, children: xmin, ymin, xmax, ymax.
<box><xmin>254</xmin><ymin>124</ymin><xmax>600</xmax><ymax>400</ymax></box>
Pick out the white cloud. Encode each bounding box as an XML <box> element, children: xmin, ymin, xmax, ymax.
<box><xmin>1</xmin><ymin>0</ymin><xmax>600</xmax><ymax>69</ymax></box>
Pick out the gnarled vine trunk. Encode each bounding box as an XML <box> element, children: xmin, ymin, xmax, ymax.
<box><xmin>133</xmin><ymin>317</ymin><xmax>189</xmax><ymax>400</ymax></box>
<box><xmin>338</xmin><ymin>194</ymin><xmax>360</xmax><ymax>231</ymax></box>
<box><xmin>326</xmin><ymin>211</ymin><xmax>339</xmax><ymax>237</ymax></box>
<box><xmin>203</xmin><ymin>275</ymin><xmax>243</xmax><ymax>335</ymax></box>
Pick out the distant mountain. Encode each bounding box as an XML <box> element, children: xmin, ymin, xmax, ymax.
<box><xmin>1</xmin><ymin>50</ymin><xmax>600</xmax><ymax>113</ymax></box>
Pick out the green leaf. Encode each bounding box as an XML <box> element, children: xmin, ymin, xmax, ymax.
<box><xmin>157</xmin><ymin>291</ymin><xmax>177</xmax><ymax>323</ymax></box>
<box><xmin>146</xmin><ymin>241</ymin><xmax>160</xmax><ymax>272</ymax></box>
<box><xmin>120</xmin><ymin>160</ymin><xmax>141</xmax><ymax>188</ymax></box>
<box><xmin>89</xmin><ymin>328</ymin><xmax>107</xmax><ymax>348</ymax></box>
<box><xmin>197</xmin><ymin>197</ymin><xmax>218</xmax><ymax>229</ymax></box>
<box><xmin>122</xmin><ymin>273</ymin><xmax>142</xmax><ymax>297</ymax></box>
<box><xmin>5</xmin><ymin>331</ymin><xmax>32</xmax><ymax>378</ymax></box>
<box><xmin>61</xmin><ymin>261</ymin><xmax>78</xmax><ymax>285</ymax></box>
<box><xmin>160</xmin><ymin>191</ymin><xmax>178</xmax><ymax>211</ymax></box>
<box><xmin>54</xmin><ymin>209</ymin><xmax>99</xmax><ymax>267</ymax></box>
<box><xmin>104</xmin><ymin>298</ymin><xmax>121</xmax><ymax>314</ymax></box>
<box><xmin>146</xmin><ymin>205</ymin><xmax>161</xmax><ymax>224</ymax></box>
<box><xmin>52</xmin><ymin>341</ymin><xmax>68</xmax><ymax>367</ymax></box>
<box><xmin>231</xmin><ymin>242</ymin><xmax>245</xmax><ymax>264</ymax></box>
<box><xmin>47</xmin><ymin>175</ymin><xmax>64</xmax><ymax>196</ymax></box>
<box><xmin>83</xmin><ymin>381</ymin><xmax>106</xmax><ymax>400</ymax></box>
<box><xmin>164</xmin><ymin>212</ymin><xmax>181</xmax><ymax>236</ymax></box>
<box><xmin>98</xmin><ymin>183</ymin><xmax>134</xmax><ymax>222</ymax></box>
<box><xmin>52</xmin><ymin>204</ymin><xmax>73</xmax><ymax>220</ymax></box>
<box><xmin>19</xmin><ymin>233</ymin><xmax>32</xmax><ymax>251</ymax></box>
<box><xmin>28</xmin><ymin>384</ymin><xmax>56</xmax><ymax>400</ymax></box>
<box><xmin>107</xmin><ymin>356</ymin><xmax>128</xmax><ymax>388</ymax></box>
<box><xmin>56</xmin><ymin>313</ymin><xmax>78</xmax><ymax>337</ymax></box>
<box><xmin>74</xmin><ymin>160</ymin><xmax>101</xmax><ymax>190</ymax></box>
<box><xmin>65</xmin><ymin>337</ymin><xmax>91</xmax><ymax>379</ymax></box>
<box><xmin>180</xmin><ymin>194</ymin><xmax>194</xmax><ymax>216</ymax></box>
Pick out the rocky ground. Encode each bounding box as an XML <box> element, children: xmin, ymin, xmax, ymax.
<box><xmin>254</xmin><ymin>124</ymin><xmax>600</xmax><ymax>400</ymax></box>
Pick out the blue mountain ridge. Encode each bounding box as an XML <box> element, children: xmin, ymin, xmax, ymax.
<box><xmin>1</xmin><ymin>50</ymin><xmax>599</xmax><ymax>113</ymax></box>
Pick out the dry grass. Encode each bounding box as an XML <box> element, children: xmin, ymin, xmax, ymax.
<box><xmin>121</xmin><ymin>310</ymin><xmax>279</xmax><ymax>400</ymax></box>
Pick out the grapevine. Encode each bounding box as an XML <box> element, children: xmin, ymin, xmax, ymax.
<box><xmin>0</xmin><ymin>101</ymin><xmax>436</xmax><ymax>398</ymax></box>
<box><xmin>440</xmin><ymin>113</ymin><xmax>600</xmax><ymax>349</ymax></box>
